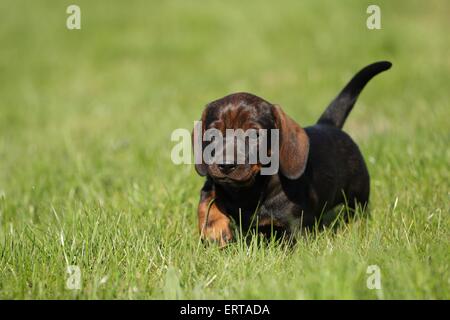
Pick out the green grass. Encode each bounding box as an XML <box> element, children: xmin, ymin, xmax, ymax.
<box><xmin>0</xmin><ymin>0</ymin><xmax>449</xmax><ymax>299</ymax></box>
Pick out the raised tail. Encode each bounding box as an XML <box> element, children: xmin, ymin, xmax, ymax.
<box><xmin>317</xmin><ymin>61</ymin><xmax>392</xmax><ymax>129</ymax></box>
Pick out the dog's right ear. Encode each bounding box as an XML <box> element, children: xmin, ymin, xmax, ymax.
<box><xmin>192</xmin><ymin>107</ymin><xmax>208</xmax><ymax>176</ymax></box>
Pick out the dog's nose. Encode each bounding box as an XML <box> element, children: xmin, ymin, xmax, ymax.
<box><xmin>218</xmin><ymin>163</ymin><xmax>237</xmax><ymax>174</ymax></box>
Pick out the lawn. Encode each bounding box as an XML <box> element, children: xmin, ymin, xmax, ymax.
<box><xmin>0</xmin><ymin>0</ymin><xmax>448</xmax><ymax>299</ymax></box>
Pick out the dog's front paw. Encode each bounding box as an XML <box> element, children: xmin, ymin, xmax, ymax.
<box><xmin>202</xmin><ymin>218</ymin><xmax>233</xmax><ymax>248</ymax></box>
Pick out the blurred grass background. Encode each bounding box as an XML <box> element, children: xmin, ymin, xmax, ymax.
<box><xmin>0</xmin><ymin>0</ymin><xmax>448</xmax><ymax>299</ymax></box>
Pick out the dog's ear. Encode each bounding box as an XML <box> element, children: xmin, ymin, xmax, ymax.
<box><xmin>192</xmin><ymin>107</ymin><xmax>208</xmax><ymax>176</ymax></box>
<box><xmin>272</xmin><ymin>105</ymin><xmax>309</xmax><ymax>179</ymax></box>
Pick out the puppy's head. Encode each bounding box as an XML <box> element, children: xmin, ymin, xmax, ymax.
<box><xmin>193</xmin><ymin>92</ymin><xmax>309</xmax><ymax>188</ymax></box>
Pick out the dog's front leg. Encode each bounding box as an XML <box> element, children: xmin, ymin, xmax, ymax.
<box><xmin>198</xmin><ymin>181</ymin><xmax>232</xmax><ymax>247</ymax></box>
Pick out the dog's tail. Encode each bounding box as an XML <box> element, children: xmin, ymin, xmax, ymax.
<box><xmin>317</xmin><ymin>61</ymin><xmax>392</xmax><ymax>129</ymax></box>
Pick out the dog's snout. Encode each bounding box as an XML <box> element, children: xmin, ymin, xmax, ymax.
<box><xmin>218</xmin><ymin>163</ymin><xmax>237</xmax><ymax>174</ymax></box>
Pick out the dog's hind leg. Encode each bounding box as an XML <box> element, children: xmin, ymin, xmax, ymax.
<box><xmin>344</xmin><ymin>174</ymin><xmax>370</xmax><ymax>221</ymax></box>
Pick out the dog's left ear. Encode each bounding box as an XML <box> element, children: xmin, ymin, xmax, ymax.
<box><xmin>272</xmin><ymin>105</ymin><xmax>309</xmax><ymax>179</ymax></box>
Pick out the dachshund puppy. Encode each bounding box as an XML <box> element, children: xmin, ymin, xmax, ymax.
<box><xmin>193</xmin><ymin>61</ymin><xmax>392</xmax><ymax>246</ymax></box>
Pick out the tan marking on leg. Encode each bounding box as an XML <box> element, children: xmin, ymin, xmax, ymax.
<box><xmin>257</xmin><ymin>216</ymin><xmax>283</xmax><ymax>228</ymax></box>
<box><xmin>198</xmin><ymin>197</ymin><xmax>232</xmax><ymax>247</ymax></box>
